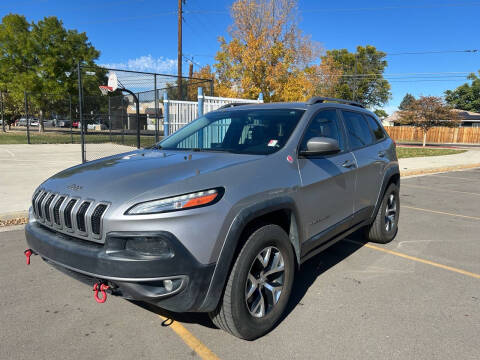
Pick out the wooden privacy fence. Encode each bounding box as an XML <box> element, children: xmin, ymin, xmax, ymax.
<box><xmin>384</xmin><ymin>126</ymin><xmax>480</xmax><ymax>144</ymax></box>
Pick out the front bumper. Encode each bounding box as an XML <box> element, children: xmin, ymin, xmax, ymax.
<box><xmin>25</xmin><ymin>222</ymin><xmax>215</xmax><ymax>312</ymax></box>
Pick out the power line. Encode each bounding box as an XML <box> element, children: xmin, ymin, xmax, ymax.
<box><xmin>188</xmin><ymin>49</ymin><xmax>480</xmax><ymax>60</ymax></box>
<box><xmin>387</xmin><ymin>49</ymin><xmax>479</xmax><ymax>56</ymax></box>
<box><xmin>184</xmin><ymin>2</ymin><xmax>480</xmax><ymax>15</ymax></box>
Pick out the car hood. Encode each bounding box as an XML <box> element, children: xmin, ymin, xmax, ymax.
<box><xmin>41</xmin><ymin>149</ymin><xmax>262</xmax><ymax>203</ymax></box>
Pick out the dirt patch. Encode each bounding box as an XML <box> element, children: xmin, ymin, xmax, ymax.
<box><xmin>0</xmin><ymin>217</ymin><xmax>28</xmax><ymax>227</ymax></box>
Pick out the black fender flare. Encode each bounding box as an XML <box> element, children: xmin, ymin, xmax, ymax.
<box><xmin>371</xmin><ymin>164</ymin><xmax>400</xmax><ymax>221</ymax></box>
<box><xmin>198</xmin><ymin>196</ymin><xmax>302</xmax><ymax>312</ymax></box>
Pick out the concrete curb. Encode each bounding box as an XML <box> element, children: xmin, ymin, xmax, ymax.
<box><xmin>400</xmin><ymin>163</ymin><xmax>480</xmax><ymax>177</ymax></box>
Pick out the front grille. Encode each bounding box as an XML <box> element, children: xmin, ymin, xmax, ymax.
<box><xmin>32</xmin><ymin>188</ymin><xmax>108</xmax><ymax>242</ymax></box>
<box><xmin>91</xmin><ymin>204</ymin><xmax>107</xmax><ymax>235</ymax></box>
<box><xmin>44</xmin><ymin>194</ymin><xmax>55</xmax><ymax>222</ymax></box>
<box><xmin>53</xmin><ymin>196</ymin><xmax>65</xmax><ymax>225</ymax></box>
<box><xmin>32</xmin><ymin>191</ymin><xmax>41</xmax><ymax>216</ymax></box>
<box><xmin>37</xmin><ymin>192</ymin><xmax>47</xmax><ymax>218</ymax></box>
<box><xmin>63</xmin><ymin>199</ymin><xmax>77</xmax><ymax>229</ymax></box>
<box><xmin>76</xmin><ymin>202</ymin><xmax>90</xmax><ymax>232</ymax></box>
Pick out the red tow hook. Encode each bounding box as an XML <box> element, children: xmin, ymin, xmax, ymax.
<box><xmin>93</xmin><ymin>283</ymin><xmax>110</xmax><ymax>303</ymax></box>
<box><xmin>24</xmin><ymin>249</ymin><xmax>33</xmax><ymax>265</ymax></box>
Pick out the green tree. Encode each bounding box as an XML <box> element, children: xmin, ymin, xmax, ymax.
<box><xmin>0</xmin><ymin>14</ymin><xmax>102</xmax><ymax>131</ymax></box>
<box><xmin>374</xmin><ymin>109</ymin><xmax>388</xmax><ymax>118</ymax></box>
<box><xmin>0</xmin><ymin>14</ymin><xmax>35</xmax><ymax>130</ymax></box>
<box><xmin>320</xmin><ymin>45</ymin><xmax>391</xmax><ymax>107</ymax></box>
<box><xmin>399</xmin><ymin>93</ymin><xmax>415</xmax><ymax>110</ymax></box>
<box><xmin>397</xmin><ymin>96</ymin><xmax>459</xmax><ymax>147</ymax></box>
<box><xmin>445</xmin><ymin>71</ymin><xmax>480</xmax><ymax>113</ymax></box>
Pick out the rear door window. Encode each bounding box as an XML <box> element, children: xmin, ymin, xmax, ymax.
<box><xmin>364</xmin><ymin>114</ymin><xmax>385</xmax><ymax>141</ymax></box>
<box><xmin>341</xmin><ymin>110</ymin><xmax>374</xmax><ymax>149</ymax></box>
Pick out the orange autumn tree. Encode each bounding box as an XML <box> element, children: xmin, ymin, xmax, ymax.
<box><xmin>214</xmin><ymin>0</ymin><xmax>340</xmax><ymax>101</ymax></box>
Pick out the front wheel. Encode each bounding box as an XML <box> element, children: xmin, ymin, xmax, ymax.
<box><xmin>366</xmin><ymin>183</ymin><xmax>400</xmax><ymax>244</ymax></box>
<box><xmin>209</xmin><ymin>224</ymin><xmax>295</xmax><ymax>340</ymax></box>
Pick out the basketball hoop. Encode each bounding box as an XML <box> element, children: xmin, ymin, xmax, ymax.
<box><xmin>99</xmin><ymin>72</ymin><xmax>121</xmax><ymax>96</ymax></box>
<box><xmin>99</xmin><ymin>85</ymin><xmax>113</xmax><ymax>96</ymax></box>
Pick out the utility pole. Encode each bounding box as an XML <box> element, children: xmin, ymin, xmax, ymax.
<box><xmin>187</xmin><ymin>60</ymin><xmax>193</xmax><ymax>100</ymax></box>
<box><xmin>188</xmin><ymin>61</ymin><xmax>193</xmax><ymax>80</ymax></box>
<box><xmin>177</xmin><ymin>0</ymin><xmax>183</xmax><ymax>100</ymax></box>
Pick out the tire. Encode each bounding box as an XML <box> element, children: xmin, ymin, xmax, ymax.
<box><xmin>366</xmin><ymin>183</ymin><xmax>400</xmax><ymax>244</ymax></box>
<box><xmin>209</xmin><ymin>224</ymin><xmax>295</xmax><ymax>340</ymax></box>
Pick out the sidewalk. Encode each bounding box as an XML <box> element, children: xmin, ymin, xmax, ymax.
<box><xmin>1</xmin><ymin>144</ymin><xmax>479</xmax><ymax>218</ymax></box>
<box><xmin>0</xmin><ymin>144</ymin><xmax>134</xmax><ymax>218</ymax></box>
<box><xmin>398</xmin><ymin>149</ymin><xmax>480</xmax><ymax>176</ymax></box>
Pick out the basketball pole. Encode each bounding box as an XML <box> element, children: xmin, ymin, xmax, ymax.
<box><xmin>117</xmin><ymin>87</ymin><xmax>140</xmax><ymax>149</ymax></box>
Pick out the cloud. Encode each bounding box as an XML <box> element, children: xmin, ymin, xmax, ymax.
<box><xmin>101</xmin><ymin>55</ymin><xmax>177</xmax><ymax>74</ymax></box>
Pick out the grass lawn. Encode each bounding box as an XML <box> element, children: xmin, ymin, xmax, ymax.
<box><xmin>0</xmin><ymin>131</ymin><xmax>157</xmax><ymax>147</ymax></box>
<box><xmin>396</xmin><ymin>147</ymin><xmax>466</xmax><ymax>158</ymax></box>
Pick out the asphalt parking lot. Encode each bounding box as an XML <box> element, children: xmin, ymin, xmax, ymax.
<box><xmin>1</xmin><ymin>169</ymin><xmax>479</xmax><ymax>360</ymax></box>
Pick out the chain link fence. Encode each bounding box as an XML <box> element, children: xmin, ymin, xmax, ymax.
<box><xmin>0</xmin><ymin>91</ymin><xmax>78</xmax><ymax>145</ymax></box>
<box><xmin>0</xmin><ymin>66</ymin><xmax>213</xmax><ymax>163</ymax></box>
<box><xmin>80</xmin><ymin>65</ymin><xmax>213</xmax><ymax>162</ymax></box>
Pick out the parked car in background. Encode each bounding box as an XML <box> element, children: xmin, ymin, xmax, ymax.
<box><xmin>16</xmin><ymin>118</ymin><xmax>37</xmax><ymax>126</ymax></box>
<box><xmin>56</xmin><ymin>119</ymin><xmax>71</xmax><ymax>128</ymax></box>
<box><xmin>43</xmin><ymin>119</ymin><xmax>56</xmax><ymax>127</ymax></box>
<box><xmin>72</xmin><ymin>121</ymin><xmax>79</xmax><ymax>128</ymax></box>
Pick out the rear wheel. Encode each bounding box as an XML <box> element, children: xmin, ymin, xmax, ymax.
<box><xmin>366</xmin><ymin>183</ymin><xmax>400</xmax><ymax>244</ymax></box>
<box><xmin>209</xmin><ymin>224</ymin><xmax>295</xmax><ymax>340</ymax></box>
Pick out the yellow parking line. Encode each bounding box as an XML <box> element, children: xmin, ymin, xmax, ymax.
<box><xmin>159</xmin><ymin>315</ymin><xmax>220</xmax><ymax>360</ymax></box>
<box><xmin>403</xmin><ymin>205</ymin><xmax>480</xmax><ymax>221</ymax></box>
<box><xmin>402</xmin><ymin>183</ymin><xmax>480</xmax><ymax>197</ymax></box>
<box><xmin>346</xmin><ymin>240</ymin><xmax>480</xmax><ymax>280</ymax></box>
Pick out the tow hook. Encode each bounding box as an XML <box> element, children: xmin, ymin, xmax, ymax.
<box><xmin>93</xmin><ymin>282</ymin><xmax>110</xmax><ymax>303</ymax></box>
<box><xmin>24</xmin><ymin>249</ymin><xmax>35</xmax><ymax>265</ymax></box>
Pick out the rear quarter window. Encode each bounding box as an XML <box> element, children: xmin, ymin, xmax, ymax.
<box><xmin>365</xmin><ymin>114</ymin><xmax>386</xmax><ymax>141</ymax></box>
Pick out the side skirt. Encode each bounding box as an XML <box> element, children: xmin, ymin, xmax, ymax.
<box><xmin>299</xmin><ymin>219</ymin><xmax>370</xmax><ymax>265</ymax></box>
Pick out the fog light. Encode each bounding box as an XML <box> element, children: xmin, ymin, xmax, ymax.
<box><xmin>125</xmin><ymin>237</ymin><xmax>174</xmax><ymax>258</ymax></box>
<box><xmin>164</xmin><ymin>279</ymin><xmax>173</xmax><ymax>292</ymax></box>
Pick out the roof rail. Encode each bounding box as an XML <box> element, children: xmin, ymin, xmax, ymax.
<box><xmin>217</xmin><ymin>102</ymin><xmax>252</xmax><ymax>110</ymax></box>
<box><xmin>306</xmin><ymin>97</ymin><xmax>364</xmax><ymax>108</ymax></box>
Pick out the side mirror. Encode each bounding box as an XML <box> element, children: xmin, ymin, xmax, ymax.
<box><xmin>299</xmin><ymin>137</ymin><xmax>340</xmax><ymax>156</ymax></box>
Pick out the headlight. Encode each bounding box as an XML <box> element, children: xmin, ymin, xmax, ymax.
<box><xmin>125</xmin><ymin>188</ymin><xmax>224</xmax><ymax>215</ymax></box>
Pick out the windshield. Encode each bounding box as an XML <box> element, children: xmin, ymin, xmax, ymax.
<box><xmin>158</xmin><ymin>108</ymin><xmax>305</xmax><ymax>155</ymax></box>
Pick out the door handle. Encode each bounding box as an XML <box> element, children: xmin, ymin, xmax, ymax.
<box><xmin>342</xmin><ymin>160</ymin><xmax>356</xmax><ymax>168</ymax></box>
<box><xmin>378</xmin><ymin>151</ymin><xmax>386</xmax><ymax>158</ymax></box>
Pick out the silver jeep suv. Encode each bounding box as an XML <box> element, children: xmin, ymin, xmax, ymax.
<box><xmin>25</xmin><ymin>97</ymin><xmax>400</xmax><ymax>340</ymax></box>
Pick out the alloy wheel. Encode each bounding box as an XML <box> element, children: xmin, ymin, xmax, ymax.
<box><xmin>385</xmin><ymin>193</ymin><xmax>397</xmax><ymax>232</ymax></box>
<box><xmin>245</xmin><ymin>246</ymin><xmax>285</xmax><ymax>318</ymax></box>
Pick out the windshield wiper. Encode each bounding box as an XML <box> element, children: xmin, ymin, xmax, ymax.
<box><xmin>149</xmin><ymin>144</ymin><xmax>162</xmax><ymax>150</ymax></box>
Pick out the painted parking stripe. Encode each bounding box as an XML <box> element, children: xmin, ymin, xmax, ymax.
<box><xmin>347</xmin><ymin>240</ymin><xmax>480</xmax><ymax>280</ymax></box>
<box><xmin>158</xmin><ymin>315</ymin><xmax>220</xmax><ymax>360</ymax></box>
<box><xmin>402</xmin><ymin>183</ymin><xmax>480</xmax><ymax>197</ymax></box>
<box><xmin>403</xmin><ymin>205</ymin><xmax>480</xmax><ymax>221</ymax></box>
